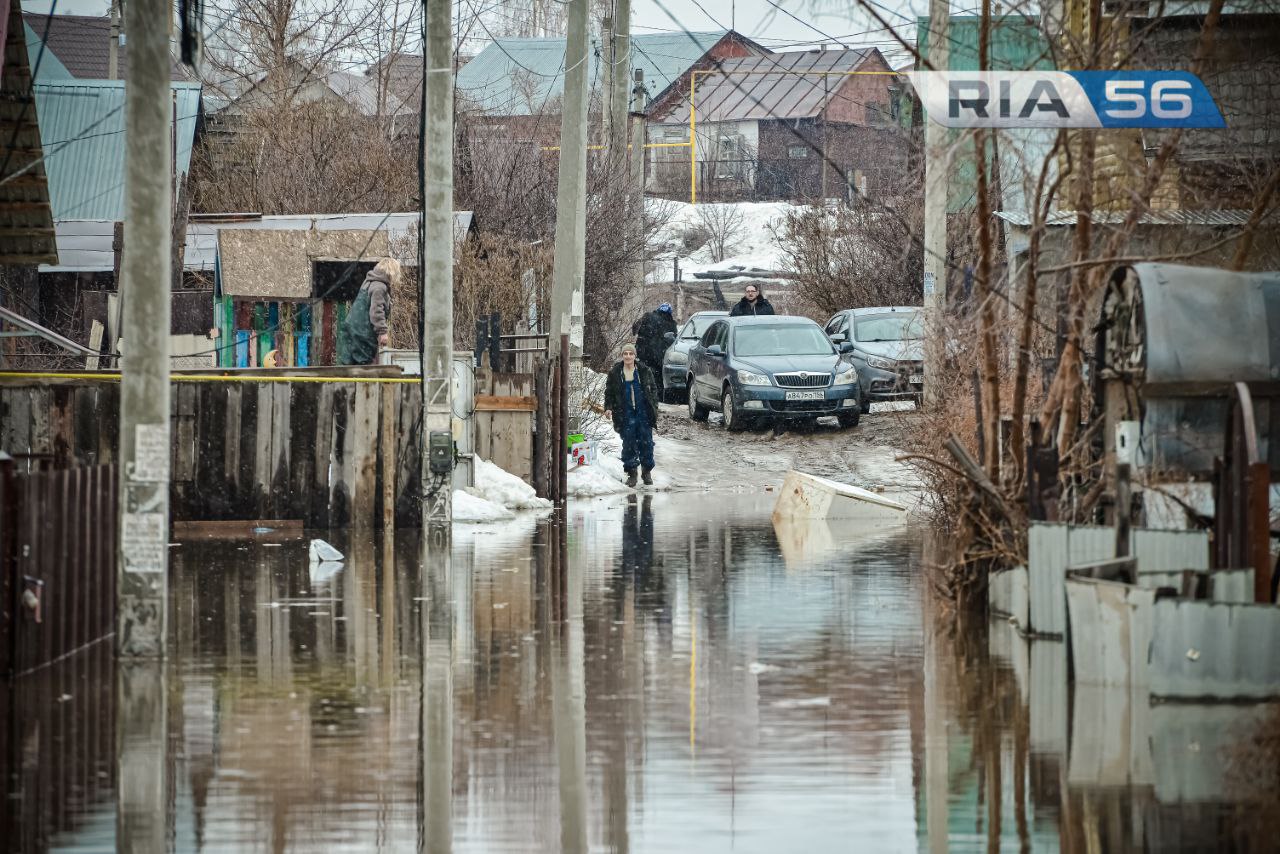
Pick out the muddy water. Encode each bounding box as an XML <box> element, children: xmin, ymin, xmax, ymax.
<box><xmin>2</xmin><ymin>493</ymin><xmax>1274</xmax><ymax>852</ymax></box>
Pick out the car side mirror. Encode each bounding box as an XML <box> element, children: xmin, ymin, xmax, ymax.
<box><xmin>706</xmin><ymin>344</ymin><xmax>724</xmax><ymax>357</ymax></box>
<box><xmin>664</xmin><ymin>332</ymin><xmax>675</xmax><ymax>342</ymax></box>
<box><xmin>839</xmin><ymin>341</ymin><xmax>854</xmax><ymax>354</ymax></box>
<box><xmin>830</xmin><ymin>333</ymin><xmax>846</xmax><ymax>344</ymax></box>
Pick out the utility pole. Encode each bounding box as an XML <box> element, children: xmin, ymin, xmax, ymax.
<box><xmin>608</xmin><ymin>0</ymin><xmax>633</xmax><ymax>161</ymax></box>
<box><xmin>549</xmin><ymin>0</ymin><xmax>590</xmax><ymax>359</ymax></box>
<box><xmin>628</xmin><ymin>69</ymin><xmax>646</xmax><ymax>292</ymax></box>
<box><xmin>116</xmin><ymin>0</ymin><xmax>170</xmax><ymax>847</ymax></box>
<box><xmin>117</xmin><ymin>0</ymin><xmax>171</xmax><ymax>659</ymax></box>
<box><xmin>109</xmin><ymin>0</ymin><xmax>121</xmax><ymax>80</ymax></box>
<box><xmin>421</xmin><ymin>0</ymin><xmax>454</xmax><ymax>530</ymax></box>
<box><xmin>922</xmin><ymin>0</ymin><xmax>950</xmax><ymax>410</ymax></box>
<box><xmin>602</xmin><ymin>16</ymin><xmax>615</xmax><ymax>143</ymax></box>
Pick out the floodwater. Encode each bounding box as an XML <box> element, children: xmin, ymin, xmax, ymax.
<box><xmin>3</xmin><ymin>492</ymin><xmax>1276</xmax><ymax>853</ymax></box>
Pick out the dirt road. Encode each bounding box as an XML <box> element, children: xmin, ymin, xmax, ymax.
<box><xmin>654</xmin><ymin>402</ymin><xmax>923</xmax><ymax>494</ymax></box>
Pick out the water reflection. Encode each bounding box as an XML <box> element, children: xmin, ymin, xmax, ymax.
<box><xmin>1</xmin><ymin>493</ymin><xmax>1274</xmax><ymax>852</ymax></box>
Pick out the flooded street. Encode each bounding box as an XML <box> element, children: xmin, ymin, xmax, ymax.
<box><xmin>3</xmin><ymin>492</ymin><xmax>1275</xmax><ymax>852</ymax></box>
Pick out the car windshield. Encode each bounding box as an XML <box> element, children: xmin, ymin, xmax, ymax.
<box><xmin>735</xmin><ymin>324</ymin><xmax>833</xmax><ymax>357</ymax></box>
<box><xmin>855</xmin><ymin>313</ymin><xmax>923</xmax><ymax>342</ymax></box>
<box><xmin>683</xmin><ymin>316</ymin><xmax>721</xmax><ymax>339</ymax></box>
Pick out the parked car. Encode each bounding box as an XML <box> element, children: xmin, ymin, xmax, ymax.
<box><xmin>685</xmin><ymin>316</ymin><xmax>862</xmax><ymax>431</ymax></box>
<box><xmin>660</xmin><ymin>310</ymin><xmax>729</xmax><ymax>402</ymax></box>
<box><xmin>823</xmin><ymin>307</ymin><xmax>923</xmax><ymax>413</ymax></box>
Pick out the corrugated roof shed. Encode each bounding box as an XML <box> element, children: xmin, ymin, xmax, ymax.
<box><xmin>659</xmin><ymin>48</ymin><xmax>871</xmax><ymax>125</ymax></box>
<box><xmin>44</xmin><ymin>213</ymin><xmax>476</xmax><ymax>272</ymax></box>
<box><xmin>34</xmin><ymin>79</ymin><xmax>201</xmax><ymax>221</ymax></box>
<box><xmin>22</xmin><ymin>12</ymin><xmax>192</xmax><ymax>81</ymax></box>
<box><xmin>456</xmin><ymin>31</ymin><xmax>729</xmax><ymax>116</ymax></box>
<box><xmin>0</xmin><ymin>0</ymin><xmax>58</xmax><ymax>264</ymax></box>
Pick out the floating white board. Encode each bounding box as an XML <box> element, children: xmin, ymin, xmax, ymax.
<box><xmin>771</xmin><ymin>470</ymin><xmax>908</xmax><ymax>522</ymax></box>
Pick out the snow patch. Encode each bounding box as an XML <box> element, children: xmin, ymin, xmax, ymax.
<box><xmin>648</xmin><ymin>200</ymin><xmax>798</xmax><ymax>283</ymax></box>
<box><xmin>468</xmin><ymin>457</ymin><xmax>552</xmax><ymax>511</ymax></box>
<box><xmin>451</xmin><ymin>490</ymin><xmax>517</xmax><ymax>523</ymax></box>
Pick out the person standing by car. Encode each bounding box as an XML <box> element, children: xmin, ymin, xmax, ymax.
<box><xmin>337</xmin><ymin>258</ymin><xmax>400</xmax><ymax>365</ymax></box>
<box><xmin>604</xmin><ymin>343</ymin><xmax>660</xmax><ymax>487</ymax></box>
<box><xmin>632</xmin><ymin>302</ymin><xmax>677</xmax><ymax>393</ymax></box>
<box><xmin>730</xmin><ymin>284</ymin><xmax>775</xmax><ymax>317</ymax></box>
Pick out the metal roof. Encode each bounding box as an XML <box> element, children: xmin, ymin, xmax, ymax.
<box><xmin>456</xmin><ymin>31</ymin><xmax>729</xmax><ymax>116</ymax></box>
<box><xmin>0</xmin><ymin>1</ymin><xmax>57</xmax><ymax>265</ymax></box>
<box><xmin>660</xmin><ymin>48</ymin><xmax>871</xmax><ymax>125</ymax></box>
<box><xmin>34</xmin><ymin>79</ymin><xmax>201</xmax><ymax>221</ymax></box>
<box><xmin>23</xmin><ymin>22</ymin><xmax>73</xmax><ymax>79</ymax></box>
<box><xmin>996</xmin><ymin>209</ymin><xmax>1262</xmax><ymax>228</ymax></box>
<box><xmin>44</xmin><ymin>213</ymin><xmax>476</xmax><ymax>272</ymax></box>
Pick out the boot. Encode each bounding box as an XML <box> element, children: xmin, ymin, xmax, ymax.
<box><xmin>642</xmin><ymin>468</ymin><xmax>653</xmax><ymax>486</ymax></box>
<box><xmin>625</xmin><ymin>469</ymin><xmax>638</xmax><ymax>488</ymax></box>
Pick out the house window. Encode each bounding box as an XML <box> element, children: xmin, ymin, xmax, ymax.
<box><xmin>716</xmin><ymin>134</ymin><xmax>742</xmax><ymax>179</ymax></box>
<box><xmin>788</xmin><ymin>145</ymin><xmax>809</xmax><ymax>159</ymax></box>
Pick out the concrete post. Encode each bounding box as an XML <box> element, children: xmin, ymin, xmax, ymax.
<box><xmin>421</xmin><ymin>547</ymin><xmax>454</xmax><ymax>854</ymax></box>
<box><xmin>629</xmin><ymin>69</ymin><xmax>646</xmax><ymax>293</ymax></box>
<box><xmin>422</xmin><ymin>0</ymin><xmax>454</xmax><ymax>528</ymax></box>
<box><xmin>109</xmin><ymin>0</ymin><xmax>121</xmax><ymax>80</ymax></box>
<box><xmin>117</xmin><ymin>0</ymin><xmax>171</xmax><ymax>658</ymax></box>
<box><xmin>922</xmin><ymin>0</ymin><xmax>950</xmax><ymax>410</ymax></box>
<box><xmin>608</xmin><ymin>0</ymin><xmax>632</xmax><ymax>161</ymax></box>
<box><xmin>549</xmin><ymin>0</ymin><xmax>590</xmax><ymax>359</ymax></box>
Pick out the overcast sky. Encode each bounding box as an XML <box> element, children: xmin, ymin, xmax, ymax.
<box><xmin>24</xmin><ymin>0</ymin><xmax>929</xmax><ymax>64</ymax></box>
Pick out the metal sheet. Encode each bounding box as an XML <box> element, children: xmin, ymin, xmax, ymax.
<box><xmin>1140</xmin><ymin>568</ymin><xmax>1254</xmax><ymax>603</ymax></box>
<box><xmin>1150</xmin><ymin>600</ymin><xmax>1280</xmax><ymax>699</ymax></box>
<box><xmin>1065</xmin><ymin>577</ymin><xmax>1155</xmax><ymax>688</ymax></box>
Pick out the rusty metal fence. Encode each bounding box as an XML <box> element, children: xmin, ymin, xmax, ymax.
<box><xmin>1</xmin><ymin>458</ymin><xmax>118</xmax><ymax>677</ymax></box>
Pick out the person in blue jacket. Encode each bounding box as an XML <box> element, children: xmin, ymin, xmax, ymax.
<box><xmin>603</xmin><ymin>342</ymin><xmax>659</xmax><ymax>487</ymax></box>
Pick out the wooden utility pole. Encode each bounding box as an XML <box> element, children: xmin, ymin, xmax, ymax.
<box><xmin>922</xmin><ymin>0</ymin><xmax>949</xmax><ymax>410</ymax></box>
<box><xmin>608</xmin><ymin>0</ymin><xmax>632</xmax><ymax>161</ymax></box>
<box><xmin>109</xmin><ymin>0</ymin><xmax>121</xmax><ymax>80</ymax></box>
<box><xmin>117</xmin><ymin>0</ymin><xmax>171</xmax><ymax>659</ymax></box>
<box><xmin>421</xmin><ymin>0</ymin><xmax>454</xmax><ymax>529</ymax></box>
<box><xmin>549</xmin><ymin>0</ymin><xmax>590</xmax><ymax>359</ymax></box>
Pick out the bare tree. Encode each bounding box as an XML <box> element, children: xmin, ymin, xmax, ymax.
<box><xmin>695</xmin><ymin>204</ymin><xmax>746</xmax><ymax>263</ymax></box>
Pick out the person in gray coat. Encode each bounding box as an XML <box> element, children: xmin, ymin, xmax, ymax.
<box><xmin>338</xmin><ymin>258</ymin><xmax>400</xmax><ymax>365</ymax></box>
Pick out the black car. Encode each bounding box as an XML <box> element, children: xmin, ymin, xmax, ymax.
<box><xmin>685</xmin><ymin>316</ymin><xmax>862</xmax><ymax>431</ymax></box>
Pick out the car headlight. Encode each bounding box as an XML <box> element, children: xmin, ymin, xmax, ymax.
<box><xmin>865</xmin><ymin>355</ymin><xmax>897</xmax><ymax>370</ymax></box>
<box><xmin>666</xmin><ymin>349</ymin><xmax>688</xmax><ymax>366</ymax></box>
<box><xmin>834</xmin><ymin>366</ymin><xmax>857</xmax><ymax>385</ymax></box>
<box><xmin>736</xmin><ymin>369</ymin><xmax>771</xmax><ymax>386</ymax></box>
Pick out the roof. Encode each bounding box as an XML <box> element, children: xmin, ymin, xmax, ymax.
<box><xmin>34</xmin><ymin>80</ymin><xmax>201</xmax><ymax>221</ymax></box>
<box><xmin>23</xmin><ymin>22</ymin><xmax>72</xmax><ymax>79</ymax></box>
<box><xmin>22</xmin><ymin>12</ymin><xmax>192</xmax><ymax>81</ymax></box>
<box><xmin>213</xmin><ymin>66</ymin><xmax>410</xmax><ymax>117</ymax></box>
<box><xmin>456</xmin><ymin>30</ymin><xmax>731</xmax><ymax>116</ymax></box>
<box><xmin>659</xmin><ymin>48</ymin><xmax>873</xmax><ymax>125</ymax></box>
<box><xmin>0</xmin><ymin>0</ymin><xmax>58</xmax><ymax>264</ymax></box>
<box><xmin>995</xmin><ymin>209</ymin><xmax>1265</xmax><ymax>227</ymax></box>
<box><xmin>43</xmin><ymin>212</ymin><xmax>476</xmax><ymax>273</ymax></box>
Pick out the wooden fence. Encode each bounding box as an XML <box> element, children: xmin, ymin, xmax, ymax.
<box><xmin>0</xmin><ymin>370</ymin><xmax>539</xmax><ymax>529</ymax></box>
<box><xmin>0</xmin><ymin>460</ymin><xmax>118</xmax><ymax>677</ymax></box>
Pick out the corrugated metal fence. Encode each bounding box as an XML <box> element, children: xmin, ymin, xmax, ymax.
<box><xmin>1</xmin><ymin>459</ymin><xmax>118</xmax><ymax>677</ymax></box>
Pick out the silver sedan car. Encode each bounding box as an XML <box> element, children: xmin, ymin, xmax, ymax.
<box><xmin>661</xmin><ymin>310</ymin><xmax>729</xmax><ymax>403</ymax></box>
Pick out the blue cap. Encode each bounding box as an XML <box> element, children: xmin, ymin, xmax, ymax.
<box><xmin>658</xmin><ymin>302</ymin><xmax>673</xmax><ymax>313</ymax></box>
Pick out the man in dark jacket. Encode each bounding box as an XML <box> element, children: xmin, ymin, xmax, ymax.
<box><xmin>729</xmin><ymin>284</ymin><xmax>775</xmax><ymax>317</ymax></box>
<box><xmin>603</xmin><ymin>343</ymin><xmax>660</xmax><ymax>487</ymax></box>
<box><xmin>631</xmin><ymin>303</ymin><xmax>677</xmax><ymax>393</ymax></box>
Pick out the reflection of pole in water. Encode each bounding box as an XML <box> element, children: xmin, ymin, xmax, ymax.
<box><xmin>922</xmin><ymin>531</ymin><xmax>949</xmax><ymax>854</ymax></box>
<box><xmin>420</xmin><ymin>523</ymin><xmax>454</xmax><ymax>854</ymax></box>
<box><xmin>116</xmin><ymin>661</ymin><xmax>169</xmax><ymax>851</ymax></box>
<box><xmin>550</xmin><ymin>517</ymin><xmax>588</xmax><ymax>853</ymax></box>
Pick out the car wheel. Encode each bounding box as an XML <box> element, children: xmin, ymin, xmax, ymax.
<box><xmin>722</xmin><ymin>387</ymin><xmax>745</xmax><ymax>432</ymax></box>
<box><xmin>688</xmin><ymin>379</ymin><xmax>709</xmax><ymax>421</ymax></box>
<box><xmin>838</xmin><ymin>409</ymin><xmax>861</xmax><ymax>429</ymax></box>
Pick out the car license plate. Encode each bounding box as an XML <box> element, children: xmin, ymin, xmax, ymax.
<box><xmin>785</xmin><ymin>391</ymin><xmax>824</xmax><ymax>401</ymax></box>
<box><xmin>909</xmin><ymin>375</ymin><xmax>924</xmax><ymax>385</ymax></box>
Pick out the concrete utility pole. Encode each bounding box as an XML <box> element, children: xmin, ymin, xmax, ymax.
<box><xmin>608</xmin><ymin>0</ymin><xmax>632</xmax><ymax>160</ymax></box>
<box><xmin>421</xmin><ymin>0</ymin><xmax>454</xmax><ymax>529</ymax></box>
<box><xmin>922</xmin><ymin>0</ymin><xmax>950</xmax><ymax>410</ymax></box>
<box><xmin>549</xmin><ymin>0</ymin><xmax>590</xmax><ymax>358</ymax></box>
<box><xmin>629</xmin><ymin>69</ymin><xmax>646</xmax><ymax>292</ymax></box>
<box><xmin>109</xmin><ymin>0</ymin><xmax>121</xmax><ymax>80</ymax></box>
<box><xmin>116</xmin><ymin>0</ymin><xmax>170</xmax><ymax>846</ymax></box>
<box><xmin>117</xmin><ymin>0</ymin><xmax>171</xmax><ymax>659</ymax></box>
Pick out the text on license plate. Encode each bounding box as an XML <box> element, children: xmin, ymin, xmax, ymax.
<box><xmin>785</xmin><ymin>391</ymin><xmax>824</xmax><ymax>401</ymax></box>
<box><xmin>909</xmin><ymin>375</ymin><xmax>924</xmax><ymax>384</ymax></box>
